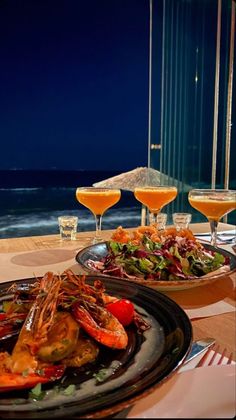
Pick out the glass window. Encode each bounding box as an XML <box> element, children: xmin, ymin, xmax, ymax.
<box><xmin>149</xmin><ymin>0</ymin><xmax>236</xmax><ymax>224</ymax></box>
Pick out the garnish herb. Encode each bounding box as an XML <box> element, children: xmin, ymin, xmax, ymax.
<box><xmin>29</xmin><ymin>383</ymin><xmax>46</xmax><ymax>400</ymax></box>
<box><xmin>63</xmin><ymin>384</ymin><xmax>76</xmax><ymax>396</ymax></box>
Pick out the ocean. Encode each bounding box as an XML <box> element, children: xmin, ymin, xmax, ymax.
<box><xmin>1</xmin><ymin>170</ymin><xmax>234</xmax><ymax>239</ymax></box>
<box><xmin>0</xmin><ymin>184</ymin><xmax>142</xmax><ymax>238</ymax></box>
<box><xmin>0</xmin><ymin>169</ymin><xmax>173</xmax><ymax>239</ymax></box>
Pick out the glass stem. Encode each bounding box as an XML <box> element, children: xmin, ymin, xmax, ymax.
<box><xmin>149</xmin><ymin>211</ymin><xmax>160</xmax><ymax>226</ymax></box>
<box><xmin>209</xmin><ymin>219</ymin><xmax>218</xmax><ymax>246</ymax></box>
<box><xmin>94</xmin><ymin>214</ymin><xmax>102</xmax><ymax>243</ymax></box>
<box><xmin>141</xmin><ymin>205</ymin><xmax>147</xmax><ymax>226</ymax></box>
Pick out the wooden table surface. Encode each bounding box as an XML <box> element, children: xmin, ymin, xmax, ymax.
<box><xmin>0</xmin><ymin>222</ymin><xmax>235</xmax><ymax>360</ymax></box>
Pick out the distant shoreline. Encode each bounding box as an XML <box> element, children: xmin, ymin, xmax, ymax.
<box><xmin>0</xmin><ymin>169</ymin><xmax>121</xmax><ymax>188</ymax></box>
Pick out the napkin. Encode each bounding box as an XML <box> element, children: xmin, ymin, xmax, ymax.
<box><xmin>126</xmin><ymin>349</ymin><xmax>235</xmax><ymax>419</ymax></box>
<box><xmin>184</xmin><ymin>300</ymin><xmax>235</xmax><ymax>320</ymax></box>
<box><xmin>127</xmin><ymin>364</ymin><xmax>235</xmax><ymax>418</ymax></box>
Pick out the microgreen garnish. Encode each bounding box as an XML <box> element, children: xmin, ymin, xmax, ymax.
<box><xmin>22</xmin><ymin>369</ymin><xmax>29</xmax><ymax>377</ymax></box>
<box><xmin>63</xmin><ymin>384</ymin><xmax>76</xmax><ymax>396</ymax></box>
<box><xmin>93</xmin><ymin>368</ymin><xmax>109</xmax><ymax>383</ymax></box>
<box><xmin>29</xmin><ymin>383</ymin><xmax>46</xmax><ymax>400</ymax></box>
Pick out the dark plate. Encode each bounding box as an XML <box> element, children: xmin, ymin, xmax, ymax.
<box><xmin>0</xmin><ymin>275</ymin><xmax>192</xmax><ymax>419</ymax></box>
<box><xmin>75</xmin><ymin>242</ymin><xmax>236</xmax><ymax>291</ymax></box>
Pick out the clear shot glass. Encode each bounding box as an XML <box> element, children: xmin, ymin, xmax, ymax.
<box><xmin>58</xmin><ymin>215</ymin><xmax>78</xmax><ymax>241</ymax></box>
<box><xmin>172</xmin><ymin>212</ymin><xmax>192</xmax><ymax>231</ymax></box>
<box><xmin>149</xmin><ymin>212</ymin><xmax>168</xmax><ymax>230</ymax></box>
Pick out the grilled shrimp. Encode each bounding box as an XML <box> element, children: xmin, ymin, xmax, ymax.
<box><xmin>73</xmin><ymin>301</ymin><xmax>128</xmax><ymax>350</ymax></box>
<box><xmin>0</xmin><ymin>272</ymin><xmax>66</xmax><ymax>391</ymax></box>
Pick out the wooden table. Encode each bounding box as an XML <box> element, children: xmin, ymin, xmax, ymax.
<box><xmin>0</xmin><ymin>222</ymin><xmax>235</xmax><ymax>360</ymax></box>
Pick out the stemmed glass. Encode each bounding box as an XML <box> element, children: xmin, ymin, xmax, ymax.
<box><xmin>76</xmin><ymin>187</ymin><xmax>121</xmax><ymax>244</ymax></box>
<box><xmin>134</xmin><ymin>186</ymin><xmax>178</xmax><ymax>226</ymax></box>
<box><xmin>188</xmin><ymin>189</ymin><xmax>236</xmax><ymax>247</ymax></box>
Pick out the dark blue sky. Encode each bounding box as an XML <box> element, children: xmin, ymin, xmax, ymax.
<box><xmin>0</xmin><ymin>0</ymin><xmax>150</xmax><ymax>171</ymax></box>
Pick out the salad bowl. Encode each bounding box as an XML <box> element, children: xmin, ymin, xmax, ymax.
<box><xmin>75</xmin><ymin>242</ymin><xmax>236</xmax><ymax>291</ymax></box>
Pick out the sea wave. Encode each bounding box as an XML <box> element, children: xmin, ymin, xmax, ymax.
<box><xmin>0</xmin><ymin>185</ymin><xmax>143</xmax><ymax>238</ymax></box>
<box><xmin>0</xmin><ymin>207</ymin><xmax>142</xmax><ymax>238</ymax></box>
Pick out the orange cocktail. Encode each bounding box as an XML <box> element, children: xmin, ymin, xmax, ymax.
<box><xmin>188</xmin><ymin>189</ymin><xmax>236</xmax><ymax>247</ymax></box>
<box><xmin>134</xmin><ymin>186</ymin><xmax>177</xmax><ymax>213</ymax></box>
<box><xmin>188</xmin><ymin>196</ymin><xmax>236</xmax><ymax>222</ymax></box>
<box><xmin>76</xmin><ymin>187</ymin><xmax>121</xmax><ymax>243</ymax></box>
<box><xmin>76</xmin><ymin>188</ymin><xmax>121</xmax><ymax>216</ymax></box>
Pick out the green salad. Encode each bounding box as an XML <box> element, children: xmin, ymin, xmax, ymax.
<box><xmin>89</xmin><ymin>230</ymin><xmax>229</xmax><ymax>281</ymax></box>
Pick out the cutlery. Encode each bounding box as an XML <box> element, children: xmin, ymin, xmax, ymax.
<box><xmin>195</xmin><ymin>344</ymin><xmax>234</xmax><ymax>367</ymax></box>
<box><xmin>216</xmin><ymin>232</ymin><xmax>236</xmax><ymax>237</ymax></box>
<box><xmin>195</xmin><ymin>232</ymin><xmax>236</xmax><ymax>244</ymax></box>
<box><xmin>195</xmin><ymin>231</ymin><xmax>235</xmax><ymax>237</ymax></box>
<box><xmin>184</xmin><ymin>337</ymin><xmax>216</xmax><ymax>364</ymax></box>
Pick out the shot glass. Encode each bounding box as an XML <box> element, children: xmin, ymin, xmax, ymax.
<box><xmin>149</xmin><ymin>212</ymin><xmax>168</xmax><ymax>230</ymax></box>
<box><xmin>58</xmin><ymin>215</ymin><xmax>78</xmax><ymax>241</ymax></box>
<box><xmin>172</xmin><ymin>212</ymin><xmax>192</xmax><ymax>231</ymax></box>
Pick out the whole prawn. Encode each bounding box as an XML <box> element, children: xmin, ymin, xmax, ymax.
<box><xmin>72</xmin><ymin>300</ymin><xmax>128</xmax><ymax>350</ymax></box>
<box><xmin>0</xmin><ymin>272</ymin><xmax>66</xmax><ymax>391</ymax></box>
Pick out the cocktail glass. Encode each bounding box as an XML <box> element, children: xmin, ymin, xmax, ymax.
<box><xmin>134</xmin><ymin>186</ymin><xmax>177</xmax><ymax>226</ymax></box>
<box><xmin>76</xmin><ymin>187</ymin><xmax>121</xmax><ymax>243</ymax></box>
<box><xmin>188</xmin><ymin>189</ymin><xmax>236</xmax><ymax>247</ymax></box>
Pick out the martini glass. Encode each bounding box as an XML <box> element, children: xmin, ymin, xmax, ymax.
<box><xmin>188</xmin><ymin>189</ymin><xmax>236</xmax><ymax>247</ymax></box>
<box><xmin>76</xmin><ymin>187</ymin><xmax>121</xmax><ymax>243</ymax></box>
<box><xmin>134</xmin><ymin>186</ymin><xmax>178</xmax><ymax>226</ymax></box>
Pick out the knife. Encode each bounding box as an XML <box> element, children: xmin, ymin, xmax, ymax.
<box><xmin>184</xmin><ymin>337</ymin><xmax>216</xmax><ymax>364</ymax></box>
<box><xmin>195</xmin><ymin>231</ymin><xmax>235</xmax><ymax>236</ymax></box>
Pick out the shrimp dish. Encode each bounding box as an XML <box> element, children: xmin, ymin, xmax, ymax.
<box><xmin>0</xmin><ymin>270</ymin><xmax>150</xmax><ymax>393</ymax></box>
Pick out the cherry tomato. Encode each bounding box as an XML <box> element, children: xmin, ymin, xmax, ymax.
<box><xmin>106</xmin><ymin>299</ymin><xmax>134</xmax><ymax>326</ymax></box>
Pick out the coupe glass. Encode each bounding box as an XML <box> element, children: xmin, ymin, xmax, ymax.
<box><xmin>188</xmin><ymin>189</ymin><xmax>236</xmax><ymax>247</ymax></box>
<box><xmin>76</xmin><ymin>187</ymin><xmax>121</xmax><ymax>243</ymax></box>
<box><xmin>134</xmin><ymin>186</ymin><xmax>177</xmax><ymax>226</ymax></box>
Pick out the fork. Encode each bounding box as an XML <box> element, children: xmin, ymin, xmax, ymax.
<box><xmin>195</xmin><ymin>344</ymin><xmax>234</xmax><ymax>367</ymax></box>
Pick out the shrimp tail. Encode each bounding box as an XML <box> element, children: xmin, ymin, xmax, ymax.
<box><xmin>0</xmin><ymin>364</ymin><xmax>65</xmax><ymax>392</ymax></box>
